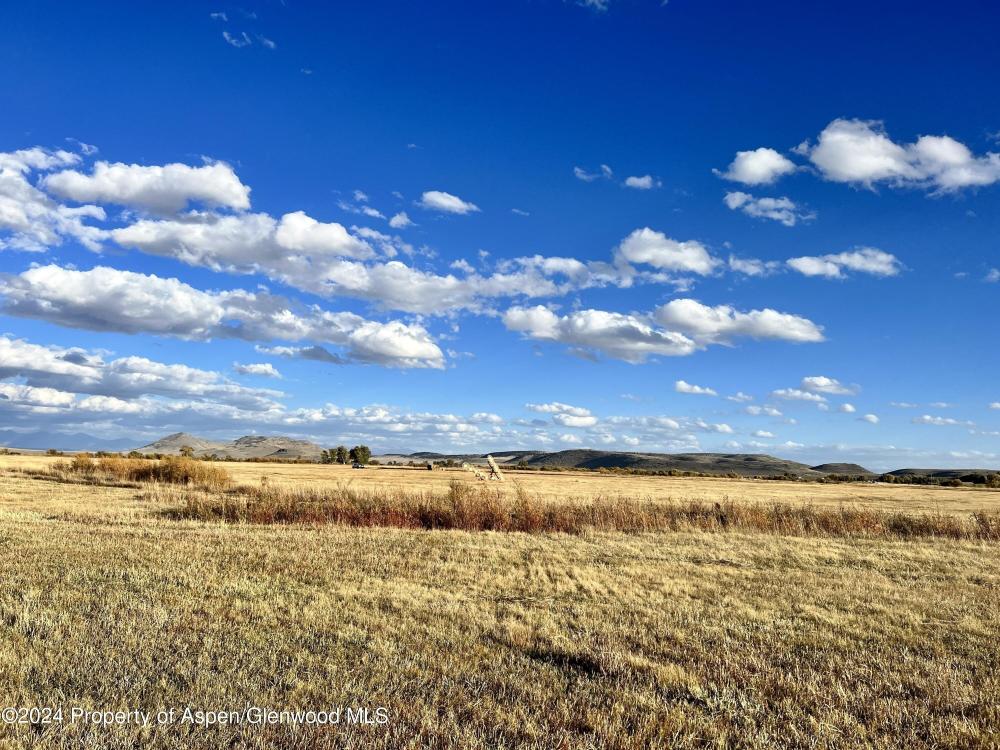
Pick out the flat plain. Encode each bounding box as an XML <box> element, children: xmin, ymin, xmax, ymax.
<box><xmin>1</xmin><ymin>455</ymin><xmax>999</xmax><ymax>748</ymax></box>
<box><xmin>3</xmin><ymin>454</ymin><xmax>999</xmax><ymax>515</ymax></box>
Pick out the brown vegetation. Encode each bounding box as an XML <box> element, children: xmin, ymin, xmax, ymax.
<box><xmin>5</xmin><ymin>454</ymin><xmax>999</xmax><ymax>517</ymax></box>
<box><xmin>40</xmin><ymin>454</ymin><xmax>232</xmax><ymax>491</ymax></box>
<box><xmin>2</xmin><ymin>460</ymin><xmax>1000</xmax><ymax>747</ymax></box>
<box><xmin>160</xmin><ymin>478</ymin><xmax>1000</xmax><ymax>541</ymax></box>
<box><xmin>10</xmin><ymin>456</ymin><xmax>1000</xmax><ymax>540</ymax></box>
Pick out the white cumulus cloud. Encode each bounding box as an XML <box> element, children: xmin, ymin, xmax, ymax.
<box><xmin>800</xmin><ymin>375</ymin><xmax>856</xmax><ymax>395</ymax></box>
<box><xmin>44</xmin><ymin>160</ymin><xmax>251</xmax><ymax>213</ymax></box>
<box><xmin>728</xmin><ymin>256</ymin><xmax>780</xmax><ymax>277</ymax></box>
<box><xmin>805</xmin><ymin>118</ymin><xmax>1000</xmax><ymax>192</ymax></box>
<box><xmin>675</xmin><ymin>380</ymin><xmax>717</xmax><ymax>396</ymax></box>
<box><xmin>786</xmin><ymin>248</ymin><xmax>901</xmax><ymax>279</ymax></box>
<box><xmin>772</xmin><ymin>388</ymin><xmax>827</xmax><ymax>403</ymax></box>
<box><xmin>274</xmin><ymin>211</ymin><xmax>373</xmax><ymax>256</ymax></box>
<box><xmin>624</xmin><ymin>175</ymin><xmax>660</xmax><ymax>189</ymax></box>
<box><xmin>504</xmin><ymin>306</ymin><xmax>697</xmax><ymax>363</ymax></box>
<box><xmin>913</xmin><ymin>414</ymin><xmax>973</xmax><ymax>427</ymax></box>
<box><xmin>715</xmin><ymin>147</ymin><xmax>797</xmax><ymax>185</ymax></box>
<box><xmin>234</xmin><ymin>362</ymin><xmax>282</xmax><ymax>378</ymax></box>
<box><xmin>723</xmin><ymin>191</ymin><xmax>814</xmax><ymax>227</ymax></box>
<box><xmin>418</xmin><ymin>190</ymin><xmax>480</xmax><ymax>214</ymax></box>
<box><xmin>654</xmin><ymin>299</ymin><xmax>824</xmax><ymax>344</ymax></box>
<box><xmin>0</xmin><ymin>265</ymin><xmax>445</xmax><ymax>369</ymax></box>
<box><xmin>745</xmin><ymin>405</ymin><xmax>782</xmax><ymax>417</ymax></box>
<box><xmin>0</xmin><ymin>335</ymin><xmax>281</xmax><ymax>412</ymax></box>
<box><xmin>614</xmin><ymin>228</ymin><xmax>720</xmax><ymax>276</ymax></box>
<box><xmin>111</xmin><ymin>210</ymin><xmax>374</xmax><ymax>275</ymax></box>
<box><xmin>0</xmin><ymin>147</ymin><xmax>105</xmax><ymax>252</ymax></box>
<box><xmin>504</xmin><ymin>298</ymin><xmax>822</xmax><ymax>363</ymax></box>
<box><xmin>526</xmin><ymin>402</ymin><xmax>597</xmax><ymax>428</ymax></box>
<box><xmin>388</xmin><ymin>211</ymin><xmax>413</xmax><ymax>228</ymax></box>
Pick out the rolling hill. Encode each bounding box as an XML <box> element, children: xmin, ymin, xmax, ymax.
<box><xmin>519</xmin><ymin>449</ymin><xmax>829</xmax><ymax>477</ymax></box>
<box><xmin>137</xmin><ymin>433</ymin><xmax>324</xmax><ymax>461</ymax></box>
<box><xmin>886</xmin><ymin>468</ymin><xmax>997</xmax><ymax>483</ymax></box>
<box><xmin>30</xmin><ymin>432</ymin><xmax>998</xmax><ymax>480</ymax></box>
<box><xmin>381</xmin><ymin>449</ymin><xmax>856</xmax><ymax>478</ymax></box>
<box><xmin>810</xmin><ymin>463</ymin><xmax>877</xmax><ymax>477</ymax></box>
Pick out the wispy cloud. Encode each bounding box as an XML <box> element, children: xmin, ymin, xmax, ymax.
<box><xmin>724</xmin><ymin>191</ymin><xmax>814</xmax><ymax>227</ymax></box>
<box><xmin>222</xmin><ymin>31</ymin><xmax>252</xmax><ymax>48</ymax></box>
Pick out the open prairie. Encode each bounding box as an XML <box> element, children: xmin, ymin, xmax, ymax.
<box><xmin>3</xmin><ymin>454</ymin><xmax>999</xmax><ymax>516</ymax></box>
<box><xmin>2</xmin><ymin>458</ymin><xmax>1000</xmax><ymax>748</ymax></box>
<box><xmin>6</xmin><ymin>0</ymin><xmax>1000</xmax><ymax>747</ymax></box>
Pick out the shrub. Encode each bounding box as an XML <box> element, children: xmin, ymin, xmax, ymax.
<box><xmin>51</xmin><ymin>455</ymin><xmax>230</xmax><ymax>491</ymax></box>
<box><xmin>71</xmin><ymin>453</ymin><xmax>96</xmax><ymax>474</ymax></box>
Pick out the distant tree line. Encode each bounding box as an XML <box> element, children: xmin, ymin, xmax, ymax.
<box><xmin>880</xmin><ymin>472</ymin><xmax>1000</xmax><ymax>488</ymax></box>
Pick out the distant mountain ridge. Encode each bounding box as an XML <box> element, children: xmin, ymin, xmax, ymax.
<box><xmin>138</xmin><ymin>432</ymin><xmax>324</xmax><ymax>460</ymax></box>
<box><xmin>140</xmin><ymin>433</ymin><xmax>227</xmax><ymax>453</ymax></box>
<box><xmin>9</xmin><ymin>431</ymin><xmax>998</xmax><ymax>479</ymax></box>
<box><xmin>135</xmin><ymin>437</ymin><xmax>842</xmax><ymax>476</ymax></box>
<box><xmin>0</xmin><ymin>430</ymin><xmax>137</xmax><ymax>453</ymax></box>
<box><xmin>379</xmin><ymin>448</ymin><xmax>875</xmax><ymax>478</ymax></box>
<box><xmin>524</xmin><ymin>449</ymin><xmax>824</xmax><ymax>477</ymax></box>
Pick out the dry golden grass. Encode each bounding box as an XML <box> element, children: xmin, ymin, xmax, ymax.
<box><xmin>2</xmin><ymin>463</ymin><xmax>1000</xmax><ymax>748</ymax></box>
<box><xmin>162</xmin><ymin>479</ymin><xmax>1000</xmax><ymax>541</ymax></box>
<box><xmin>17</xmin><ymin>457</ymin><xmax>1000</xmax><ymax>539</ymax></box>
<box><xmin>4</xmin><ymin>454</ymin><xmax>999</xmax><ymax>516</ymax></box>
<box><xmin>36</xmin><ymin>454</ymin><xmax>233</xmax><ymax>491</ymax></box>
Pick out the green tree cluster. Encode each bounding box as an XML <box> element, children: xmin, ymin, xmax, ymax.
<box><xmin>349</xmin><ymin>445</ymin><xmax>371</xmax><ymax>465</ymax></box>
<box><xmin>321</xmin><ymin>445</ymin><xmax>354</xmax><ymax>464</ymax></box>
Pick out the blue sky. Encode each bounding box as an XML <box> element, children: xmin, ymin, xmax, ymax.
<box><xmin>1</xmin><ymin>0</ymin><xmax>998</xmax><ymax>469</ymax></box>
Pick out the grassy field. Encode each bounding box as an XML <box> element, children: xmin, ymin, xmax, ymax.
<box><xmin>3</xmin><ymin>454</ymin><xmax>999</xmax><ymax>515</ymax></box>
<box><xmin>1</xmin><ymin>458</ymin><xmax>999</xmax><ymax>748</ymax></box>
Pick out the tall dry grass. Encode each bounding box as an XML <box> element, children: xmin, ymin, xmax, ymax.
<box><xmin>3</xmin><ymin>462</ymin><xmax>1000</xmax><ymax>747</ymax></box>
<box><xmin>170</xmin><ymin>479</ymin><xmax>1000</xmax><ymax>541</ymax></box>
<box><xmin>43</xmin><ymin>454</ymin><xmax>232</xmax><ymax>491</ymax></box>
<box><xmin>17</xmin><ymin>457</ymin><xmax>1000</xmax><ymax>540</ymax></box>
